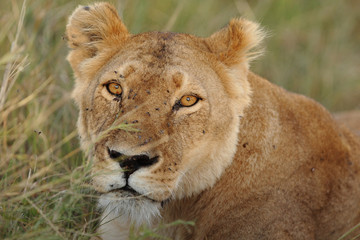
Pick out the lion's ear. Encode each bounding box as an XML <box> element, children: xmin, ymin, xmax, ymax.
<box><xmin>205</xmin><ymin>18</ymin><xmax>264</xmax><ymax>68</ymax></box>
<box><xmin>65</xmin><ymin>2</ymin><xmax>129</xmax><ymax>77</ymax></box>
<box><xmin>205</xmin><ymin>19</ymin><xmax>265</xmax><ymax>115</ymax></box>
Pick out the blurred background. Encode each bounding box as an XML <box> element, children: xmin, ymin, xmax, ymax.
<box><xmin>0</xmin><ymin>0</ymin><xmax>359</xmax><ymax>239</ymax></box>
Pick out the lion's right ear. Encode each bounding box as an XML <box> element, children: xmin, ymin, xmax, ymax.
<box><xmin>65</xmin><ymin>2</ymin><xmax>129</xmax><ymax>78</ymax></box>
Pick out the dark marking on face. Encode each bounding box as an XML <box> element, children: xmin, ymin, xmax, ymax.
<box><xmin>155</xmin><ymin>108</ymin><xmax>160</xmax><ymax>111</ymax></box>
<box><xmin>242</xmin><ymin>142</ymin><xmax>248</xmax><ymax>148</ymax></box>
<box><xmin>172</xmin><ymin>73</ymin><xmax>183</xmax><ymax>89</ymax></box>
<box><xmin>160</xmin><ymin>32</ymin><xmax>176</xmax><ymax>40</ymax></box>
<box><xmin>114</xmin><ymin>70</ymin><xmax>118</xmax><ymax>74</ymax></box>
<box><xmin>139</xmin><ymin>138</ymin><xmax>152</xmax><ymax>146</ymax></box>
<box><xmin>132</xmin><ymin>120</ymin><xmax>139</xmax><ymax>123</ymax></box>
<box><xmin>151</xmin><ymin>33</ymin><xmax>175</xmax><ymax>63</ymax></box>
<box><xmin>202</xmin><ymin>130</ymin><xmax>205</xmax><ymax>134</ymax></box>
<box><xmin>273</xmin><ymin>145</ymin><xmax>276</xmax><ymax>149</ymax></box>
<box><xmin>146</xmin><ymin>90</ymin><xmax>151</xmax><ymax>94</ymax></box>
<box><xmin>164</xmin><ymin>101</ymin><xmax>167</xmax><ymax>105</ymax></box>
<box><xmin>153</xmin><ymin>43</ymin><xmax>166</xmax><ymax>59</ymax></box>
<box><xmin>132</xmin><ymin>93</ymin><xmax>137</xmax><ymax>99</ymax></box>
<box><xmin>146</xmin><ymin>112</ymin><xmax>151</xmax><ymax>116</ymax></box>
<box><xmin>128</xmin><ymin>89</ymin><xmax>133</xmax><ymax>99</ymax></box>
<box><xmin>159</xmin><ymin>130</ymin><xmax>164</xmax><ymax>134</ymax></box>
<box><xmin>120</xmin><ymin>74</ymin><xmax>125</xmax><ymax>78</ymax></box>
<box><xmin>167</xmin><ymin>90</ymin><xmax>170</xmax><ymax>93</ymax></box>
<box><xmin>172</xmin><ymin>101</ymin><xmax>181</xmax><ymax>111</ymax></box>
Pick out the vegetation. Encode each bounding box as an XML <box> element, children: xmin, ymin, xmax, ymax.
<box><xmin>0</xmin><ymin>0</ymin><xmax>359</xmax><ymax>239</ymax></box>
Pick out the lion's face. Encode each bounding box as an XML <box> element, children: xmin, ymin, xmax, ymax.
<box><xmin>76</xmin><ymin>33</ymin><xmax>239</xmax><ymax>207</ymax></box>
<box><xmin>66</xmin><ymin>2</ymin><xmax>263</xmax><ymax>225</ymax></box>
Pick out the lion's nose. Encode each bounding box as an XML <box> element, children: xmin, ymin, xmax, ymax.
<box><xmin>108</xmin><ymin>149</ymin><xmax>158</xmax><ymax>176</ymax></box>
<box><xmin>120</xmin><ymin>155</ymin><xmax>158</xmax><ymax>175</ymax></box>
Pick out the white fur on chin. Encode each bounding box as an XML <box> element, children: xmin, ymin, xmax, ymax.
<box><xmin>98</xmin><ymin>192</ymin><xmax>162</xmax><ymax>227</ymax></box>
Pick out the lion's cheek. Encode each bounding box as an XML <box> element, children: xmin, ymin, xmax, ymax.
<box><xmin>91</xmin><ymin>160</ymin><xmax>126</xmax><ymax>193</ymax></box>
<box><xmin>92</xmin><ymin>174</ymin><xmax>126</xmax><ymax>193</ymax></box>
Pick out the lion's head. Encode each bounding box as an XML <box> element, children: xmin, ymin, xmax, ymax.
<box><xmin>66</xmin><ymin>2</ymin><xmax>263</xmax><ymax>225</ymax></box>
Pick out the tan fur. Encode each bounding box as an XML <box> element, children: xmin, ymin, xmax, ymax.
<box><xmin>66</xmin><ymin>3</ymin><xmax>360</xmax><ymax>239</ymax></box>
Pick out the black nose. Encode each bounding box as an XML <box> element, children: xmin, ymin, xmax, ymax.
<box><xmin>120</xmin><ymin>155</ymin><xmax>158</xmax><ymax>175</ymax></box>
<box><xmin>108</xmin><ymin>149</ymin><xmax>158</xmax><ymax>177</ymax></box>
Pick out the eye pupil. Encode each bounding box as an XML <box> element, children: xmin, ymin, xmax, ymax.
<box><xmin>114</xmin><ymin>85</ymin><xmax>119</xmax><ymax>89</ymax></box>
<box><xmin>186</xmin><ymin>97</ymin><xmax>190</xmax><ymax>101</ymax></box>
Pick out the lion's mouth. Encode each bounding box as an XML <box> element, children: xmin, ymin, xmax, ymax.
<box><xmin>109</xmin><ymin>185</ymin><xmax>140</xmax><ymax>196</ymax></box>
<box><xmin>108</xmin><ymin>185</ymin><xmax>165</xmax><ymax>204</ymax></box>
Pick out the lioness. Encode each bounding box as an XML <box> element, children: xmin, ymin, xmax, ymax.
<box><xmin>65</xmin><ymin>2</ymin><xmax>360</xmax><ymax>239</ymax></box>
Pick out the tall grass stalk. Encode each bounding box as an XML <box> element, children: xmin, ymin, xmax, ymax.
<box><xmin>0</xmin><ymin>0</ymin><xmax>27</xmax><ymax>111</ymax></box>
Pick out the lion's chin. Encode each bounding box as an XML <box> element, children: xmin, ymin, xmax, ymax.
<box><xmin>98</xmin><ymin>191</ymin><xmax>162</xmax><ymax>226</ymax></box>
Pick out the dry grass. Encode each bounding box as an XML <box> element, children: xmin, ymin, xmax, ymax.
<box><xmin>0</xmin><ymin>0</ymin><xmax>359</xmax><ymax>239</ymax></box>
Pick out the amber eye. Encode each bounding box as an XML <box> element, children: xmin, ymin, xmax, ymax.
<box><xmin>106</xmin><ymin>82</ymin><xmax>122</xmax><ymax>96</ymax></box>
<box><xmin>180</xmin><ymin>95</ymin><xmax>199</xmax><ymax>107</ymax></box>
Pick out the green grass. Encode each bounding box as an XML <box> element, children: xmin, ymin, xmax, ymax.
<box><xmin>0</xmin><ymin>0</ymin><xmax>359</xmax><ymax>239</ymax></box>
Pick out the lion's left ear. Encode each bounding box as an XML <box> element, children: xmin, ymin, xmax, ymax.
<box><xmin>204</xmin><ymin>19</ymin><xmax>265</xmax><ymax>114</ymax></box>
<box><xmin>205</xmin><ymin>18</ymin><xmax>264</xmax><ymax>68</ymax></box>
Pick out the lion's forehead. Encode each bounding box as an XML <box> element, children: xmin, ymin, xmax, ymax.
<box><xmin>130</xmin><ymin>31</ymin><xmax>205</xmax><ymax>58</ymax></box>
<box><xmin>106</xmin><ymin>32</ymin><xmax>209</xmax><ymax>74</ymax></box>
